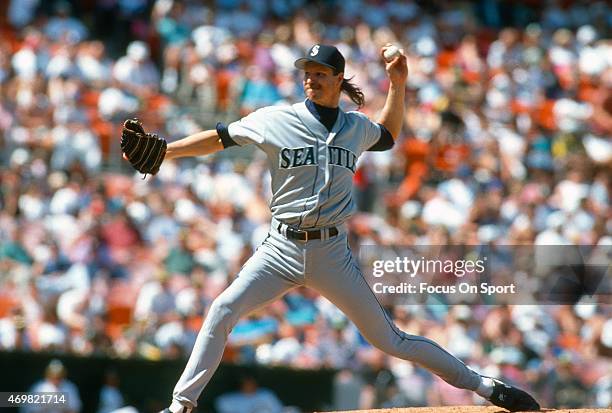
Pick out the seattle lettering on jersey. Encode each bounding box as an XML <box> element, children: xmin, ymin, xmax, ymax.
<box><xmin>278</xmin><ymin>145</ymin><xmax>357</xmax><ymax>172</ymax></box>
<box><xmin>279</xmin><ymin>146</ymin><xmax>317</xmax><ymax>168</ymax></box>
<box><xmin>328</xmin><ymin>146</ymin><xmax>357</xmax><ymax>173</ymax></box>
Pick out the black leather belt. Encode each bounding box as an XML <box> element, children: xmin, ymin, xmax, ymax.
<box><xmin>277</xmin><ymin>224</ymin><xmax>338</xmax><ymax>242</ymax></box>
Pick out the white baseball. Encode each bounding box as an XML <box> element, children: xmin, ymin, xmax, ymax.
<box><xmin>383</xmin><ymin>45</ymin><xmax>401</xmax><ymax>62</ymax></box>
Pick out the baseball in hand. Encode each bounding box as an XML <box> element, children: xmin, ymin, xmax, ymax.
<box><xmin>383</xmin><ymin>45</ymin><xmax>401</xmax><ymax>62</ymax></box>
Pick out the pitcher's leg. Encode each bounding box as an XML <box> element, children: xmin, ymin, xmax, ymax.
<box><xmin>307</xmin><ymin>238</ymin><xmax>482</xmax><ymax>391</ymax></box>
<box><xmin>170</xmin><ymin>247</ymin><xmax>298</xmax><ymax>411</ymax></box>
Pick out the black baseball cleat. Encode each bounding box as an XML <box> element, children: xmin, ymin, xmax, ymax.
<box><xmin>488</xmin><ymin>379</ymin><xmax>540</xmax><ymax>411</ymax></box>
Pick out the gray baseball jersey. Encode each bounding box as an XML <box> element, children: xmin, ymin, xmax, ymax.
<box><xmin>227</xmin><ymin>101</ymin><xmax>382</xmax><ymax>227</ymax></box>
<box><xmin>168</xmin><ymin>101</ymin><xmax>483</xmax><ymax>412</ymax></box>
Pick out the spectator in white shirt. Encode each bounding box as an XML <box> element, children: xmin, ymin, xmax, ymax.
<box><xmin>97</xmin><ymin>370</ymin><xmax>126</xmax><ymax>413</ymax></box>
<box><xmin>44</xmin><ymin>1</ymin><xmax>88</xmax><ymax>44</ymax></box>
<box><xmin>113</xmin><ymin>41</ymin><xmax>160</xmax><ymax>95</ymax></box>
<box><xmin>23</xmin><ymin>359</ymin><xmax>82</xmax><ymax>413</ymax></box>
<box><xmin>215</xmin><ymin>374</ymin><xmax>284</xmax><ymax>413</ymax></box>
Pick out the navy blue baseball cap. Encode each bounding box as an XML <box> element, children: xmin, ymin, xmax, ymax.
<box><xmin>294</xmin><ymin>44</ymin><xmax>345</xmax><ymax>73</ymax></box>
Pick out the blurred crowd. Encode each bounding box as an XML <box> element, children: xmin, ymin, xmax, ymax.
<box><xmin>0</xmin><ymin>0</ymin><xmax>610</xmax><ymax>410</ymax></box>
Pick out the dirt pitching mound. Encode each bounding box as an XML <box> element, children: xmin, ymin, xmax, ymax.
<box><xmin>317</xmin><ymin>407</ymin><xmax>611</xmax><ymax>413</ymax></box>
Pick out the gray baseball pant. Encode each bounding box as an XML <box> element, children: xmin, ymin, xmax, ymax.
<box><xmin>170</xmin><ymin>218</ymin><xmax>481</xmax><ymax>411</ymax></box>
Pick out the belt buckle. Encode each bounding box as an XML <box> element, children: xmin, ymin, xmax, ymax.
<box><xmin>297</xmin><ymin>229</ymin><xmax>309</xmax><ymax>242</ymax></box>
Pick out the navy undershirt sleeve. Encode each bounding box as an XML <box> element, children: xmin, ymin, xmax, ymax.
<box><xmin>367</xmin><ymin>124</ymin><xmax>395</xmax><ymax>151</ymax></box>
<box><xmin>216</xmin><ymin>122</ymin><xmax>238</xmax><ymax>148</ymax></box>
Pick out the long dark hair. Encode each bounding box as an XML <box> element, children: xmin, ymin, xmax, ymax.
<box><xmin>336</xmin><ymin>72</ymin><xmax>365</xmax><ymax>108</ymax></box>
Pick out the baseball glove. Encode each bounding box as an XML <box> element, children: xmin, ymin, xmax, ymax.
<box><xmin>121</xmin><ymin>118</ymin><xmax>167</xmax><ymax>176</ymax></box>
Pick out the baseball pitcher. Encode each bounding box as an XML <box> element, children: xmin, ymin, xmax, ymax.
<box><xmin>122</xmin><ymin>44</ymin><xmax>540</xmax><ymax>413</ymax></box>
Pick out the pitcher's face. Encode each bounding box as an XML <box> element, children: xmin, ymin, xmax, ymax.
<box><xmin>302</xmin><ymin>61</ymin><xmax>343</xmax><ymax>108</ymax></box>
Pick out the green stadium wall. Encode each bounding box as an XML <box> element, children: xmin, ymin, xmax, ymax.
<box><xmin>0</xmin><ymin>351</ymin><xmax>335</xmax><ymax>412</ymax></box>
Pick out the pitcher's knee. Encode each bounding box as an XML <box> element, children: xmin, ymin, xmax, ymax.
<box><xmin>204</xmin><ymin>298</ymin><xmax>239</xmax><ymax>336</ymax></box>
<box><xmin>365</xmin><ymin>330</ymin><xmax>420</xmax><ymax>360</ymax></box>
<box><xmin>365</xmin><ymin>334</ymin><xmax>402</xmax><ymax>357</ymax></box>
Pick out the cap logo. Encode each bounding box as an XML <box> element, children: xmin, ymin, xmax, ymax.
<box><xmin>310</xmin><ymin>45</ymin><xmax>320</xmax><ymax>56</ymax></box>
